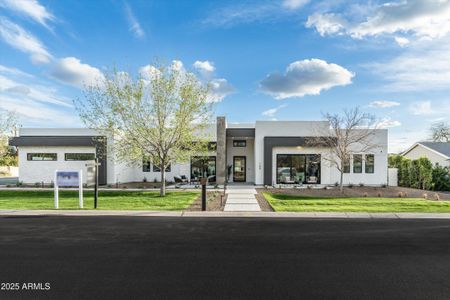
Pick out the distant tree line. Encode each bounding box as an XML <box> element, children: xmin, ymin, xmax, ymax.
<box><xmin>389</xmin><ymin>155</ymin><xmax>450</xmax><ymax>191</ymax></box>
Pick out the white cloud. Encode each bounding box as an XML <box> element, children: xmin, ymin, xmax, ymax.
<box><xmin>394</xmin><ymin>36</ymin><xmax>410</xmax><ymax>47</ymax></box>
<box><xmin>369</xmin><ymin>100</ymin><xmax>400</xmax><ymax>108</ymax></box>
<box><xmin>262</xmin><ymin>104</ymin><xmax>287</xmax><ymax>117</ymax></box>
<box><xmin>0</xmin><ymin>65</ymin><xmax>78</xmax><ymax>126</ymax></box>
<box><xmin>50</xmin><ymin>57</ymin><xmax>104</xmax><ymax>88</ymax></box>
<box><xmin>369</xmin><ymin>39</ymin><xmax>450</xmax><ymax>91</ymax></box>
<box><xmin>193</xmin><ymin>60</ymin><xmax>215</xmax><ymax>78</ymax></box>
<box><xmin>124</xmin><ymin>2</ymin><xmax>145</xmax><ymax>39</ymax></box>
<box><xmin>282</xmin><ymin>0</ymin><xmax>309</xmax><ymax>10</ymax></box>
<box><xmin>350</xmin><ymin>0</ymin><xmax>450</xmax><ymax>39</ymax></box>
<box><xmin>307</xmin><ymin>1</ymin><xmax>450</xmax><ymax>41</ymax></box>
<box><xmin>0</xmin><ymin>0</ymin><xmax>54</xmax><ymax>29</ymax></box>
<box><xmin>0</xmin><ymin>17</ymin><xmax>52</xmax><ymax>64</ymax></box>
<box><xmin>260</xmin><ymin>59</ymin><xmax>354</xmax><ymax>99</ymax></box>
<box><xmin>376</xmin><ymin>117</ymin><xmax>401</xmax><ymax>129</ymax></box>
<box><xmin>409</xmin><ymin>101</ymin><xmax>434</xmax><ymax>115</ymax></box>
<box><xmin>202</xmin><ymin>1</ymin><xmax>302</xmax><ymax>28</ymax></box>
<box><xmin>208</xmin><ymin>78</ymin><xmax>234</xmax><ymax>102</ymax></box>
<box><xmin>305</xmin><ymin>13</ymin><xmax>346</xmax><ymax>36</ymax></box>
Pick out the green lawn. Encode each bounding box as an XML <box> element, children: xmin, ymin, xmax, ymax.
<box><xmin>263</xmin><ymin>193</ymin><xmax>450</xmax><ymax>213</ymax></box>
<box><xmin>0</xmin><ymin>190</ymin><xmax>199</xmax><ymax>210</ymax></box>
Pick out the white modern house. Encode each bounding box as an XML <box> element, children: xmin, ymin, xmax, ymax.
<box><xmin>402</xmin><ymin>142</ymin><xmax>450</xmax><ymax>167</ymax></box>
<box><xmin>9</xmin><ymin>117</ymin><xmax>389</xmax><ymax>186</ymax></box>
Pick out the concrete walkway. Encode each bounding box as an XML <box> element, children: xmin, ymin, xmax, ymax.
<box><xmin>224</xmin><ymin>185</ymin><xmax>261</xmax><ymax>212</ymax></box>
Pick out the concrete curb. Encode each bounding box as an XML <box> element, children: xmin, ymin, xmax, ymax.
<box><xmin>2</xmin><ymin>210</ymin><xmax>450</xmax><ymax>219</ymax></box>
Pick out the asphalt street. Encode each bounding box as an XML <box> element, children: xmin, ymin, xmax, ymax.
<box><xmin>1</xmin><ymin>216</ymin><xmax>450</xmax><ymax>299</ymax></box>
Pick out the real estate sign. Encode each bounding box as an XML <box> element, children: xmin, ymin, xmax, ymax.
<box><xmin>54</xmin><ymin>170</ymin><xmax>83</xmax><ymax>209</ymax></box>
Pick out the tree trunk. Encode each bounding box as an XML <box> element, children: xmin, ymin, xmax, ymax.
<box><xmin>160</xmin><ymin>162</ymin><xmax>166</xmax><ymax>197</ymax></box>
<box><xmin>339</xmin><ymin>170</ymin><xmax>344</xmax><ymax>193</ymax></box>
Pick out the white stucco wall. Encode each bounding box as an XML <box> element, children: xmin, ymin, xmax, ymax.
<box><xmin>226</xmin><ymin>138</ymin><xmax>255</xmax><ymax>183</ymax></box>
<box><xmin>403</xmin><ymin>145</ymin><xmax>450</xmax><ymax>167</ymax></box>
<box><xmin>18</xmin><ymin>146</ymin><xmax>96</xmax><ymax>184</ymax></box>
<box><xmin>254</xmin><ymin>121</ymin><xmax>388</xmax><ymax>185</ymax></box>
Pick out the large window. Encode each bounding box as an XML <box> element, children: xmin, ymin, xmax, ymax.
<box><xmin>65</xmin><ymin>153</ymin><xmax>95</xmax><ymax>161</ymax></box>
<box><xmin>233</xmin><ymin>140</ymin><xmax>246</xmax><ymax>147</ymax></box>
<box><xmin>143</xmin><ymin>160</ymin><xmax>151</xmax><ymax>172</ymax></box>
<box><xmin>365</xmin><ymin>154</ymin><xmax>375</xmax><ymax>173</ymax></box>
<box><xmin>353</xmin><ymin>154</ymin><xmax>363</xmax><ymax>173</ymax></box>
<box><xmin>276</xmin><ymin>154</ymin><xmax>321</xmax><ymax>184</ymax></box>
<box><xmin>27</xmin><ymin>153</ymin><xmax>57</xmax><ymax>161</ymax></box>
<box><xmin>343</xmin><ymin>158</ymin><xmax>350</xmax><ymax>173</ymax></box>
<box><xmin>191</xmin><ymin>156</ymin><xmax>216</xmax><ymax>181</ymax></box>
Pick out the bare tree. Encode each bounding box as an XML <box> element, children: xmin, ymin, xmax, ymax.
<box><xmin>310</xmin><ymin>107</ymin><xmax>378</xmax><ymax>192</ymax></box>
<box><xmin>75</xmin><ymin>61</ymin><xmax>213</xmax><ymax>196</ymax></box>
<box><xmin>430</xmin><ymin>122</ymin><xmax>450</xmax><ymax>142</ymax></box>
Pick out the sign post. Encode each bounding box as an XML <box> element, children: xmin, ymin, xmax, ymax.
<box><xmin>200</xmin><ymin>177</ymin><xmax>207</xmax><ymax>211</ymax></box>
<box><xmin>54</xmin><ymin>170</ymin><xmax>83</xmax><ymax>209</ymax></box>
<box><xmin>86</xmin><ymin>159</ymin><xmax>101</xmax><ymax>209</ymax></box>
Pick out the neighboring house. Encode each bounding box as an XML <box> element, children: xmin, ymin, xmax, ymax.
<box><xmin>9</xmin><ymin>117</ymin><xmax>388</xmax><ymax>186</ymax></box>
<box><xmin>402</xmin><ymin>142</ymin><xmax>450</xmax><ymax>167</ymax></box>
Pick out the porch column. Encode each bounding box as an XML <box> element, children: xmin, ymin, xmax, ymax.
<box><xmin>216</xmin><ymin>116</ymin><xmax>227</xmax><ymax>184</ymax></box>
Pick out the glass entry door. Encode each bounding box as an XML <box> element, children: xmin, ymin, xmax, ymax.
<box><xmin>233</xmin><ymin>156</ymin><xmax>246</xmax><ymax>182</ymax></box>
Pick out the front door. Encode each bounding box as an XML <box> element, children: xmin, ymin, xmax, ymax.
<box><xmin>233</xmin><ymin>156</ymin><xmax>246</xmax><ymax>182</ymax></box>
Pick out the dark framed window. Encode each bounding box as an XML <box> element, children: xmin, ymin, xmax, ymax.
<box><xmin>27</xmin><ymin>153</ymin><xmax>57</xmax><ymax>161</ymax></box>
<box><xmin>276</xmin><ymin>154</ymin><xmax>321</xmax><ymax>184</ymax></box>
<box><xmin>353</xmin><ymin>154</ymin><xmax>363</xmax><ymax>173</ymax></box>
<box><xmin>65</xmin><ymin>153</ymin><xmax>96</xmax><ymax>161</ymax></box>
<box><xmin>208</xmin><ymin>142</ymin><xmax>217</xmax><ymax>151</ymax></box>
<box><xmin>153</xmin><ymin>164</ymin><xmax>171</xmax><ymax>172</ymax></box>
<box><xmin>365</xmin><ymin>154</ymin><xmax>375</xmax><ymax>173</ymax></box>
<box><xmin>142</xmin><ymin>160</ymin><xmax>151</xmax><ymax>172</ymax></box>
<box><xmin>191</xmin><ymin>156</ymin><xmax>216</xmax><ymax>180</ymax></box>
<box><xmin>233</xmin><ymin>140</ymin><xmax>246</xmax><ymax>147</ymax></box>
<box><xmin>343</xmin><ymin>158</ymin><xmax>350</xmax><ymax>173</ymax></box>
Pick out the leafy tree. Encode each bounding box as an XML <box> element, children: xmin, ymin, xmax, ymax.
<box><xmin>416</xmin><ymin>157</ymin><xmax>433</xmax><ymax>190</ymax></box>
<box><xmin>75</xmin><ymin>61</ymin><xmax>213</xmax><ymax>196</ymax></box>
<box><xmin>0</xmin><ymin>111</ymin><xmax>18</xmax><ymax>167</ymax></box>
<box><xmin>430</xmin><ymin>122</ymin><xmax>450</xmax><ymax>142</ymax></box>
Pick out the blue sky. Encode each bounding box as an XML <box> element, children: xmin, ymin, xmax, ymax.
<box><xmin>1</xmin><ymin>0</ymin><xmax>450</xmax><ymax>152</ymax></box>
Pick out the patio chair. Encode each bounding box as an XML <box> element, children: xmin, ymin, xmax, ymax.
<box><xmin>180</xmin><ymin>175</ymin><xmax>188</xmax><ymax>183</ymax></box>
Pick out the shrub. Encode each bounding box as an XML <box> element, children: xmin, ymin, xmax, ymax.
<box><xmin>432</xmin><ymin>166</ymin><xmax>450</xmax><ymax>191</ymax></box>
<box><xmin>334</xmin><ymin>182</ymin><xmax>339</xmax><ymax>187</ymax></box>
<box><xmin>348</xmin><ymin>183</ymin><xmax>354</xmax><ymax>188</ymax></box>
<box><xmin>377</xmin><ymin>192</ymin><xmax>382</xmax><ymax>197</ymax></box>
<box><xmin>434</xmin><ymin>193</ymin><xmax>441</xmax><ymax>201</ymax></box>
<box><xmin>398</xmin><ymin>192</ymin><xmax>403</xmax><ymax>198</ymax></box>
<box><xmin>422</xmin><ymin>193</ymin><xmax>428</xmax><ymax>199</ymax></box>
<box><xmin>363</xmin><ymin>192</ymin><xmax>368</xmax><ymax>197</ymax></box>
<box><xmin>143</xmin><ymin>177</ymin><xmax>147</xmax><ymax>183</ymax></box>
<box><xmin>359</xmin><ymin>183</ymin><xmax>364</xmax><ymax>187</ymax></box>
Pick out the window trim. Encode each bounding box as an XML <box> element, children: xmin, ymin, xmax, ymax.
<box><xmin>233</xmin><ymin>140</ymin><xmax>246</xmax><ymax>147</ymax></box>
<box><xmin>64</xmin><ymin>153</ymin><xmax>96</xmax><ymax>161</ymax></box>
<box><xmin>27</xmin><ymin>153</ymin><xmax>57</xmax><ymax>161</ymax></box>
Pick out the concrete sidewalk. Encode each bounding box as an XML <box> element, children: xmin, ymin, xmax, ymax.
<box><xmin>3</xmin><ymin>210</ymin><xmax>450</xmax><ymax>219</ymax></box>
